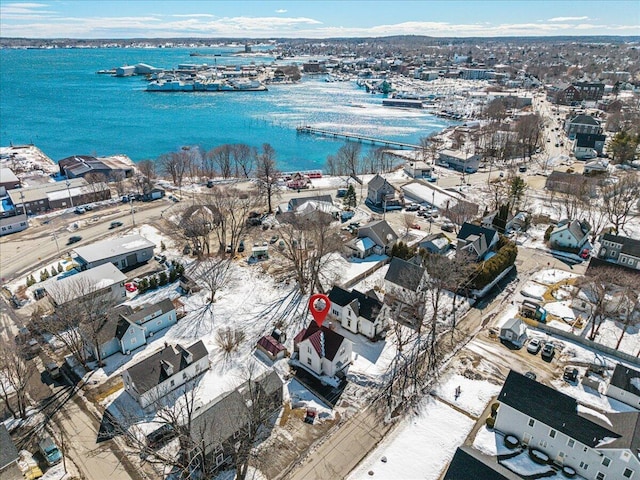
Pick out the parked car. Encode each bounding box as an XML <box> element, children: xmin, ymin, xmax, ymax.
<box><xmin>524</xmin><ymin>371</ymin><xmax>537</xmax><ymax>380</ymax></box>
<box><xmin>441</xmin><ymin>223</ymin><xmax>455</xmax><ymax>232</ymax></box>
<box><xmin>410</xmin><ymin>223</ymin><xmax>421</xmax><ymax>230</ymax></box>
<box><xmin>67</xmin><ymin>235</ymin><xmax>82</xmax><ymax>245</ymax></box>
<box><xmin>238</xmin><ymin>240</ymin><xmax>245</xmax><ymax>253</ymax></box>
<box><xmin>563</xmin><ymin>367</ymin><xmax>578</xmax><ymax>383</ymax></box>
<box><xmin>146</xmin><ymin>424</ymin><xmax>177</xmax><ymax>448</ymax></box>
<box><xmin>526</xmin><ymin>338</ymin><xmax>542</xmax><ymax>354</ymax></box>
<box><xmin>269</xmin><ymin>235</ymin><xmax>279</xmax><ymax>244</ymax></box>
<box><xmin>405</xmin><ymin>203</ymin><xmax>420</xmax><ymax>212</ymax></box>
<box><xmin>541</xmin><ymin>342</ymin><xmax>555</xmax><ymax>361</ymax></box>
<box><xmin>45</xmin><ymin>361</ymin><xmax>62</xmax><ymax>380</ymax></box>
<box><xmin>124</xmin><ymin>282</ymin><xmax>137</xmax><ymax>293</ymax></box>
<box><xmin>579</xmin><ymin>248</ymin><xmax>590</xmax><ymax>259</ymax></box>
<box><xmin>39</xmin><ymin>437</ymin><xmax>62</xmax><ymax>466</ymax></box>
<box><xmin>109</xmin><ymin>221</ymin><xmax>123</xmax><ymax>229</ymax></box>
<box><xmin>74</xmin><ymin>206</ymin><xmax>86</xmax><ymax>214</ymax></box>
<box><xmin>84</xmin><ymin>204</ymin><xmax>93</xmax><ymax>211</ymax></box>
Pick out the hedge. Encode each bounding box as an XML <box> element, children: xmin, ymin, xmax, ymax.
<box><xmin>471</xmin><ymin>240</ymin><xmax>518</xmax><ymax>289</ymax></box>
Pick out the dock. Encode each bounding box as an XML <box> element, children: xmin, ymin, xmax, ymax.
<box><xmin>296</xmin><ymin>126</ymin><xmax>419</xmax><ymax>150</ymax></box>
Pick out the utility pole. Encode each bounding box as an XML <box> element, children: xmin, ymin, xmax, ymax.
<box><xmin>52</xmin><ymin>231</ymin><xmax>60</xmax><ymax>256</ymax></box>
<box><xmin>65</xmin><ymin>177</ymin><xmax>74</xmax><ymax>208</ymax></box>
<box><xmin>130</xmin><ymin>197</ymin><xmax>136</xmax><ymax>226</ymax></box>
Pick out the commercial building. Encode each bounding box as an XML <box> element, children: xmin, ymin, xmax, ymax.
<box><xmin>72</xmin><ymin>234</ymin><xmax>155</xmax><ymax>271</ymax></box>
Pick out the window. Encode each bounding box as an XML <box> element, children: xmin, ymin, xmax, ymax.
<box><xmin>131</xmin><ymin>338</ymin><xmax>136</xmax><ymax>344</ymax></box>
<box><xmin>596</xmin><ymin>473</ymin><xmax>606</xmax><ymax>480</ymax></box>
<box><xmin>216</xmin><ymin>453</ymin><xmax>224</xmax><ymax>466</ymax></box>
<box><xmin>307</xmin><ymin>346</ymin><xmax>311</xmax><ymax>354</ymax></box>
<box><xmin>602</xmin><ymin>457</ymin><xmax>610</xmax><ymax>467</ymax></box>
<box><xmin>528</xmin><ymin>419</ymin><xmax>535</xmax><ymax>427</ymax></box>
<box><xmin>307</xmin><ymin>357</ymin><xmax>311</xmax><ymax>366</ymax></box>
<box><xmin>182</xmin><ymin>373</ymin><xmax>187</xmax><ymax>380</ymax></box>
<box><xmin>623</xmin><ymin>468</ymin><xmax>634</xmax><ymax>478</ymax></box>
<box><xmin>170</xmin><ymin>380</ymin><xmax>175</xmax><ymax>387</ymax></box>
<box><xmin>584</xmin><ymin>446</ymin><xmax>589</xmax><ymax>453</ymax></box>
<box><xmin>549</xmin><ymin>429</ymin><xmax>556</xmax><ymax>438</ymax></box>
<box><xmin>567</xmin><ymin>439</ymin><xmax>575</xmax><ymax>448</ymax></box>
<box><xmin>580</xmin><ymin>461</ymin><xmax>589</xmax><ymax>470</ymax></box>
<box><xmin>539</xmin><ymin>440</ymin><xmax>547</xmax><ymax>448</ymax></box>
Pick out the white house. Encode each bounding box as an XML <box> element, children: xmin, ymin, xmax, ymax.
<box><xmin>122</xmin><ymin>341</ymin><xmax>210</xmax><ymax>408</ymax></box>
<box><xmin>499</xmin><ymin>318</ymin><xmax>528</xmax><ymax>347</ymax></box>
<box><xmin>327</xmin><ymin>286</ymin><xmax>385</xmax><ymax>339</ymax></box>
<box><xmin>495</xmin><ymin>370</ymin><xmax>640</xmax><ymax>480</ymax></box>
<box><xmin>606</xmin><ymin>364</ymin><xmax>640</xmax><ymax>409</ymax></box>
<box><xmin>0</xmin><ymin>213</ymin><xmax>28</xmax><ymax>237</ymax></box>
<box><xmin>549</xmin><ymin>219</ymin><xmax>591</xmax><ymax>250</ymax></box>
<box><xmin>294</xmin><ymin>322</ymin><xmax>353</xmax><ymax>379</ymax></box>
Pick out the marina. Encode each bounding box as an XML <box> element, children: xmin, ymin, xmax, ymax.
<box><xmin>296</xmin><ymin>126</ymin><xmax>421</xmax><ymax>150</ymax></box>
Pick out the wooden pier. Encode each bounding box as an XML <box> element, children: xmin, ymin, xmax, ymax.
<box><xmin>296</xmin><ymin>125</ymin><xmax>419</xmax><ymax>150</ymax></box>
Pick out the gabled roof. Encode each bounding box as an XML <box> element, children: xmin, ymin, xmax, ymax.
<box><xmin>327</xmin><ymin>286</ymin><xmax>382</xmax><ymax>321</ymax></box>
<box><xmin>294</xmin><ymin>321</ymin><xmax>347</xmax><ymax>361</ymax></box>
<box><xmin>81</xmin><ymin>304</ymin><xmax>133</xmax><ymax>343</ymax></box>
<box><xmin>368</xmin><ymin>174</ymin><xmax>393</xmax><ymax>191</ymax></box>
<box><xmin>0</xmin><ymin>424</ymin><xmax>19</xmax><ymax>471</ymax></box>
<box><xmin>358</xmin><ymin>219</ymin><xmax>398</xmax><ymax>247</ymax></box>
<box><xmin>125</xmin><ymin>298</ymin><xmax>175</xmax><ymax>325</ymax></box>
<box><xmin>444</xmin><ymin>447</ymin><xmax>519</xmax><ymax>480</ymax></box>
<box><xmin>552</xmin><ymin>219</ymin><xmax>590</xmax><ymax>241</ymax></box>
<box><xmin>457</xmin><ymin>222</ymin><xmax>498</xmax><ymax>246</ymax></box>
<box><xmin>124</xmin><ymin>341</ymin><xmax>208</xmax><ymax>395</ymax></box>
<box><xmin>602</xmin><ymin>233</ymin><xmax>640</xmax><ymax>258</ymax></box>
<box><xmin>498</xmin><ymin>370</ymin><xmax>619</xmax><ymax>448</ymax></box>
<box><xmin>419</xmin><ymin>232</ymin><xmax>451</xmax><ymax>252</ymax></box>
<box><xmin>288</xmin><ymin>194</ymin><xmax>333</xmax><ymax>210</ymax></box>
<box><xmin>385</xmin><ymin>256</ymin><xmax>425</xmax><ymax>291</ymax></box>
<box><xmin>501</xmin><ymin>317</ymin><xmax>526</xmax><ymax>334</ymax></box>
<box><xmin>257</xmin><ymin>335</ymin><xmax>286</xmax><ymax>356</ymax></box>
<box><xmin>601</xmin><ymin>411</ymin><xmax>640</xmax><ymax>452</ymax></box>
<box><xmin>610</xmin><ymin>363</ymin><xmax>640</xmax><ymax>396</ymax></box>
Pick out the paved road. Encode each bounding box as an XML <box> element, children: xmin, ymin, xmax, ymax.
<box><xmin>54</xmin><ymin>392</ymin><xmax>135</xmax><ymax>480</ymax></box>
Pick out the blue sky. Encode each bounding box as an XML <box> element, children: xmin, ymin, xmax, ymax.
<box><xmin>0</xmin><ymin>1</ymin><xmax>638</xmax><ymax>38</ymax></box>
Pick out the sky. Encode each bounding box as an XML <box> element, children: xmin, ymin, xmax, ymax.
<box><xmin>0</xmin><ymin>1</ymin><xmax>638</xmax><ymax>39</ymax></box>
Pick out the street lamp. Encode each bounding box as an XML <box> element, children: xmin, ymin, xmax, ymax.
<box><xmin>65</xmin><ymin>177</ymin><xmax>74</xmax><ymax>208</ymax></box>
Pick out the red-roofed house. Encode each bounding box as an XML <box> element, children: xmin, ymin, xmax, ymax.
<box><xmin>294</xmin><ymin>322</ymin><xmax>353</xmax><ymax>379</ymax></box>
<box><xmin>256</xmin><ymin>335</ymin><xmax>287</xmax><ymax>361</ymax></box>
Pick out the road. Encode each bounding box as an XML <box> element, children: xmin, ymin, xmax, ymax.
<box><xmin>54</xmin><ymin>391</ymin><xmax>136</xmax><ymax>480</ymax></box>
<box><xmin>0</xmin><ymin>199</ymin><xmax>171</xmax><ymax>282</ymax></box>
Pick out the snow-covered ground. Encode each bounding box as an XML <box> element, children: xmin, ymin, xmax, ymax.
<box><xmin>347</xmin><ymin>398</ymin><xmax>474</xmax><ymax>480</ymax></box>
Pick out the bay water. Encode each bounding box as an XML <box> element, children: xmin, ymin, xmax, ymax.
<box><xmin>0</xmin><ymin>47</ymin><xmax>452</xmax><ymax>171</ymax></box>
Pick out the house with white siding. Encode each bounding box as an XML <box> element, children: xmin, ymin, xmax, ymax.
<box><xmin>122</xmin><ymin>341</ymin><xmax>209</xmax><ymax>408</ymax></box>
<box><xmin>495</xmin><ymin>370</ymin><xmax>640</xmax><ymax>480</ymax></box>
<box><xmin>606</xmin><ymin>364</ymin><xmax>640</xmax><ymax>409</ymax></box>
<box><xmin>549</xmin><ymin>219</ymin><xmax>591</xmax><ymax>250</ymax></box>
<box><xmin>294</xmin><ymin>322</ymin><xmax>352</xmax><ymax>380</ymax></box>
<box><xmin>327</xmin><ymin>286</ymin><xmax>386</xmax><ymax>339</ymax></box>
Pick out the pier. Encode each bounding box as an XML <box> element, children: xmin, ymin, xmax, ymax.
<box><xmin>296</xmin><ymin>126</ymin><xmax>420</xmax><ymax>150</ymax></box>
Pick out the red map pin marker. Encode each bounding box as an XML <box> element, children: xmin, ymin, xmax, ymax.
<box><xmin>309</xmin><ymin>293</ymin><xmax>330</xmax><ymax>328</ymax></box>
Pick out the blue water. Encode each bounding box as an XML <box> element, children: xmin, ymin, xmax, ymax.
<box><xmin>0</xmin><ymin>47</ymin><xmax>453</xmax><ymax>171</ymax></box>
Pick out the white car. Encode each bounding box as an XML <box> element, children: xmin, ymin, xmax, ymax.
<box><xmin>527</xmin><ymin>338</ymin><xmax>542</xmax><ymax>354</ymax></box>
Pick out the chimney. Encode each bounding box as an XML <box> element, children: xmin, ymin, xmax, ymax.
<box><xmin>161</xmin><ymin>360</ymin><xmax>174</xmax><ymax>376</ymax></box>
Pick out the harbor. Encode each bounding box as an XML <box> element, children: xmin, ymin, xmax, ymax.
<box><xmin>296</xmin><ymin>126</ymin><xmax>421</xmax><ymax>150</ymax></box>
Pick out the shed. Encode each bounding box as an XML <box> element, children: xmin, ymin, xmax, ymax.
<box><xmin>256</xmin><ymin>335</ymin><xmax>287</xmax><ymax>361</ymax></box>
<box><xmin>499</xmin><ymin>318</ymin><xmax>527</xmax><ymax>347</ymax></box>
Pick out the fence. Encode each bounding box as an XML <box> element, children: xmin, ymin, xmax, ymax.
<box><xmin>522</xmin><ymin>317</ymin><xmax>640</xmax><ymax>366</ymax></box>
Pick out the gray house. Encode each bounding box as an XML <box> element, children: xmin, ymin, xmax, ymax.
<box><xmin>499</xmin><ymin>317</ymin><xmax>528</xmax><ymax>347</ymax></box>
<box><xmin>72</xmin><ymin>234</ymin><xmax>155</xmax><ymax>271</ymax></box>
<box><xmin>418</xmin><ymin>232</ymin><xmax>451</xmax><ymax>255</ymax></box>
<box><xmin>366</xmin><ymin>174</ymin><xmax>396</xmax><ymax>207</ymax></box>
<box><xmin>81</xmin><ymin>298</ymin><xmax>177</xmax><ymax>361</ymax></box>
<box><xmin>190</xmin><ymin>370</ymin><xmax>283</xmax><ymax>473</ymax></box>
<box><xmin>597</xmin><ymin>233</ymin><xmax>640</xmax><ymax>271</ymax></box>
<box><xmin>564</xmin><ymin>114</ymin><xmax>602</xmax><ymax>139</ymax></box>
<box><xmin>0</xmin><ymin>424</ymin><xmax>21</xmax><ymax>480</ymax></box>
<box><xmin>356</xmin><ymin>220</ymin><xmax>398</xmax><ymax>254</ymax></box>
<box><xmin>606</xmin><ymin>364</ymin><xmax>640</xmax><ymax>409</ymax></box>
<box><xmin>456</xmin><ymin>222</ymin><xmax>499</xmax><ymax>261</ymax></box>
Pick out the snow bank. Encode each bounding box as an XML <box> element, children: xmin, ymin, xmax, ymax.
<box><xmin>531</xmin><ymin>269</ymin><xmax>578</xmax><ymax>286</ymax></box>
<box><xmin>433</xmin><ymin>373</ymin><xmax>501</xmax><ymax>417</ymax></box>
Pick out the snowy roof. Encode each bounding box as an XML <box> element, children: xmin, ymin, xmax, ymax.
<box><xmin>125</xmin><ymin>298</ymin><xmax>175</xmax><ymax>325</ymax></box>
<box><xmin>610</xmin><ymin>363</ymin><xmax>640</xmax><ymax>396</ymax></box>
<box><xmin>498</xmin><ymin>370</ymin><xmax>619</xmax><ymax>448</ymax></box>
<box><xmin>351</xmin><ymin>236</ymin><xmax>376</xmax><ymax>253</ymax></box>
<box><xmin>43</xmin><ymin>263</ymin><xmax>126</xmax><ymax>304</ymax></box>
<box><xmin>73</xmin><ymin>235</ymin><xmax>155</xmax><ymax>263</ymax></box>
<box><xmin>500</xmin><ymin>317</ymin><xmax>526</xmax><ymax>335</ymax></box>
<box><xmin>0</xmin><ymin>167</ymin><xmax>19</xmax><ymax>184</ymax></box>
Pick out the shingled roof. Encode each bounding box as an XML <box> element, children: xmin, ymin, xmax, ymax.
<box><xmin>327</xmin><ymin>286</ymin><xmax>382</xmax><ymax>321</ymax></box>
<box><xmin>125</xmin><ymin>341</ymin><xmax>208</xmax><ymax>395</ymax></box>
<box><xmin>385</xmin><ymin>256</ymin><xmax>425</xmax><ymax>292</ymax></box>
<box><xmin>294</xmin><ymin>321</ymin><xmax>346</xmax><ymax>361</ymax></box>
<box><xmin>498</xmin><ymin>370</ymin><xmax>619</xmax><ymax>448</ymax></box>
<box><xmin>602</xmin><ymin>233</ymin><xmax>640</xmax><ymax>258</ymax></box>
<box><xmin>444</xmin><ymin>447</ymin><xmax>519</xmax><ymax>480</ymax></box>
<box><xmin>610</xmin><ymin>363</ymin><xmax>640</xmax><ymax>396</ymax></box>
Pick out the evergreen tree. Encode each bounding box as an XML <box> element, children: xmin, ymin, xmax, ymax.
<box><xmin>343</xmin><ymin>184</ymin><xmax>357</xmax><ymax>208</ymax></box>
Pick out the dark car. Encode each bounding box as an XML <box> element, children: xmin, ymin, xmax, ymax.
<box><xmin>541</xmin><ymin>342</ymin><xmax>555</xmax><ymax>361</ymax></box>
<box><xmin>524</xmin><ymin>371</ymin><xmax>537</xmax><ymax>381</ymax></box>
<box><xmin>146</xmin><ymin>424</ymin><xmax>176</xmax><ymax>448</ymax></box>
<box><xmin>67</xmin><ymin>235</ymin><xmax>82</xmax><ymax>245</ymax></box>
<box><xmin>109</xmin><ymin>221</ymin><xmax>123</xmax><ymax>229</ymax></box>
<box><xmin>563</xmin><ymin>367</ymin><xmax>579</xmax><ymax>383</ymax></box>
<box><xmin>441</xmin><ymin>223</ymin><xmax>455</xmax><ymax>232</ymax></box>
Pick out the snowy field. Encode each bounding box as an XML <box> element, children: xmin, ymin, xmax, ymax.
<box><xmin>347</xmin><ymin>398</ymin><xmax>474</xmax><ymax>480</ymax></box>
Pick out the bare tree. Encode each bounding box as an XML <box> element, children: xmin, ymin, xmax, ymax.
<box><xmin>207</xmin><ymin>145</ymin><xmax>233</xmax><ymax>179</ymax></box>
<box><xmin>576</xmin><ymin>267</ymin><xmax>619</xmax><ymax>341</ymax></box>
<box><xmin>277</xmin><ymin>211</ymin><xmax>343</xmax><ymax>294</ymax></box>
<box><xmin>232</xmin><ymin>144</ymin><xmax>257</xmax><ymax>178</ymax></box>
<box><xmin>0</xmin><ymin>341</ymin><xmax>35</xmax><ymax>419</ymax></box>
<box><xmin>335</xmin><ymin>142</ymin><xmax>362</xmax><ymax>177</ymax></box>
<box><xmin>111</xmin><ymin>171</ymin><xmax>127</xmax><ymax>196</ymax></box>
<box><xmin>603</xmin><ymin>173</ymin><xmax>640</xmax><ymax>233</ymax></box>
<box><xmin>515</xmin><ymin>114</ymin><xmax>544</xmax><ymax>161</ymax></box>
<box><xmin>160</xmin><ymin>151</ymin><xmax>190</xmax><ymax>195</ymax></box>
<box><xmin>179</xmin><ymin>204</ymin><xmax>219</xmax><ymax>256</ymax></box>
<box><xmin>445</xmin><ymin>201</ymin><xmax>479</xmax><ymax>231</ymax></box>
<box><xmin>255</xmin><ymin>143</ymin><xmax>280</xmax><ymax>214</ymax></box>
<box><xmin>188</xmin><ymin>255</ymin><xmax>233</xmax><ymax>304</ymax></box>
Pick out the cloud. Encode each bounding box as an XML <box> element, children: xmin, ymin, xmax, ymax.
<box><xmin>0</xmin><ymin>13</ymin><xmax>636</xmax><ymax>38</ymax></box>
<box><xmin>275</xmin><ymin>9</ymin><xmax>287</xmax><ymax>14</ymax></box>
<box><xmin>0</xmin><ymin>2</ymin><xmax>56</xmax><ymax>19</ymax></box>
<box><xmin>548</xmin><ymin>16</ymin><xmax>589</xmax><ymax>22</ymax></box>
